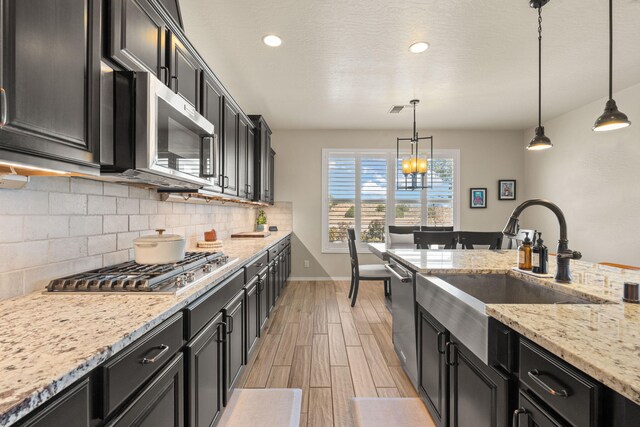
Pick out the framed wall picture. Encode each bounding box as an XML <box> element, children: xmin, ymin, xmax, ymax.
<box><xmin>498</xmin><ymin>180</ymin><xmax>516</xmax><ymax>200</ymax></box>
<box><xmin>470</xmin><ymin>188</ymin><xmax>487</xmax><ymax>208</ymax></box>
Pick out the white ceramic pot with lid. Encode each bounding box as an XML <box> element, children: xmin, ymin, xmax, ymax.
<box><xmin>133</xmin><ymin>229</ymin><xmax>186</xmax><ymax>264</ymax></box>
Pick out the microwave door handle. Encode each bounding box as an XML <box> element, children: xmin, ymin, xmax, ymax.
<box><xmin>200</xmin><ymin>135</ymin><xmax>216</xmax><ymax>178</ymax></box>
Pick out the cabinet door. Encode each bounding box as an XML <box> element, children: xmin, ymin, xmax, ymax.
<box><xmin>237</xmin><ymin>117</ymin><xmax>248</xmax><ymax>199</ymax></box>
<box><xmin>223</xmin><ymin>290</ymin><xmax>245</xmax><ymax>404</ymax></box>
<box><xmin>186</xmin><ymin>312</ymin><xmax>224</xmax><ymax>427</ymax></box>
<box><xmin>107</xmin><ymin>353</ymin><xmax>184</xmax><ymax>427</ymax></box>
<box><xmin>269</xmin><ymin>262</ymin><xmax>277</xmax><ymax>310</ymax></box>
<box><xmin>110</xmin><ymin>0</ymin><xmax>166</xmax><ymax>81</ymax></box>
<box><xmin>260</xmin><ymin>126</ymin><xmax>270</xmax><ymax>201</ymax></box>
<box><xmin>245</xmin><ymin>278</ymin><xmax>259</xmax><ymax>357</ymax></box>
<box><xmin>222</xmin><ymin>101</ymin><xmax>239</xmax><ymax>195</ymax></box>
<box><xmin>418</xmin><ymin>309</ymin><xmax>448</xmax><ymax>427</ymax></box>
<box><xmin>169</xmin><ymin>34</ymin><xmax>200</xmax><ymax>107</ymax></box>
<box><xmin>258</xmin><ymin>270</ymin><xmax>270</xmax><ymax>327</ymax></box>
<box><xmin>448</xmin><ymin>336</ymin><xmax>510</xmax><ymax>427</ymax></box>
<box><xmin>247</xmin><ymin>126</ymin><xmax>255</xmax><ymax>200</ymax></box>
<box><xmin>0</xmin><ymin>0</ymin><xmax>100</xmax><ymax>173</ymax></box>
<box><xmin>200</xmin><ymin>72</ymin><xmax>223</xmax><ymax>191</ymax></box>
<box><xmin>21</xmin><ymin>379</ymin><xmax>90</xmax><ymax>427</ymax></box>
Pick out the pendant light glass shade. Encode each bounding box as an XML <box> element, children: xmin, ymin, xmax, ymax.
<box><xmin>396</xmin><ymin>100</ymin><xmax>433</xmax><ymax>190</ymax></box>
<box><xmin>592</xmin><ymin>0</ymin><xmax>631</xmax><ymax>132</ymax></box>
<box><xmin>527</xmin><ymin>126</ymin><xmax>553</xmax><ymax>150</ymax></box>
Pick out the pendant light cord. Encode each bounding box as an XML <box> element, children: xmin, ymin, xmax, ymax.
<box><xmin>608</xmin><ymin>0</ymin><xmax>613</xmax><ymax>100</ymax></box>
<box><xmin>538</xmin><ymin>6</ymin><xmax>543</xmax><ymax>128</ymax></box>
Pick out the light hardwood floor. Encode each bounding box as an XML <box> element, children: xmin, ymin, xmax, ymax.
<box><xmin>237</xmin><ymin>279</ymin><xmax>433</xmax><ymax>427</ymax></box>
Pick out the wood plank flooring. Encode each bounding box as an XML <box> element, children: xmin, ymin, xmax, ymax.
<box><xmin>237</xmin><ymin>280</ymin><xmax>433</xmax><ymax>427</ymax></box>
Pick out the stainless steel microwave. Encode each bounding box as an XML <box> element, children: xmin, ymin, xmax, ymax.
<box><xmin>101</xmin><ymin>70</ymin><xmax>217</xmax><ymax>189</ymax></box>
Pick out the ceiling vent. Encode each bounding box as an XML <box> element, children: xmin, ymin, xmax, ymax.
<box><xmin>389</xmin><ymin>105</ymin><xmax>409</xmax><ymax>114</ymax></box>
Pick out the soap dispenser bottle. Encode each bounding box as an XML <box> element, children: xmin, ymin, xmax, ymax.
<box><xmin>532</xmin><ymin>232</ymin><xmax>548</xmax><ymax>274</ymax></box>
<box><xmin>518</xmin><ymin>232</ymin><xmax>533</xmax><ymax>271</ymax></box>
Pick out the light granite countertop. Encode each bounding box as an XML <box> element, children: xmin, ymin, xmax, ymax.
<box><xmin>387</xmin><ymin>248</ymin><xmax>640</xmax><ymax>406</ymax></box>
<box><xmin>0</xmin><ymin>231</ymin><xmax>291</xmax><ymax>427</ymax></box>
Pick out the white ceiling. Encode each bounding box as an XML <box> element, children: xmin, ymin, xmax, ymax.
<box><xmin>180</xmin><ymin>0</ymin><xmax>640</xmax><ymax>131</ymax></box>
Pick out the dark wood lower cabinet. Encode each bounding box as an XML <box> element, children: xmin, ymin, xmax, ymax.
<box><xmin>223</xmin><ymin>290</ymin><xmax>245</xmax><ymax>404</ymax></box>
<box><xmin>257</xmin><ymin>268</ymin><xmax>270</xmax><ymax>327</ymax></box>
<box><xmin>185</xmin><ymin>312</ymin><xmax>224</xmax><ymax>427</ymax></box>
<box><xmin>269</xmin><ymin>260</ymin><xmax>277</xmax><ymax>311</ymax></box>
<box><xmin>20</xmin><ymin>379</ymin><xmax>90</xmax><ymax>427</ymax></box>
<box><xmin>106</xmin><ymin>353</ymin><xmax>184</xmax><ymax>427</ymax></box>
<box><xmin>448</xmin><ymin>336</ymin><xmax>510</xmax><ymax>427</ymax></box>
<box><xmin>418</xmin><ymin>309</ymin><xmax>448</xmax><ymax>427</ymax></box>
<box><xmin>245</xmin><ymin>276</ymin><xmax>259</xmax><ymax>357</ymax></box>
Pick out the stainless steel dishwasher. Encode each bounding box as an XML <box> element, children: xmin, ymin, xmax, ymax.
<box><xmin>385</xmin><ymin>258</ymin><xmax>417</xmax><ymax>387</ymax></box>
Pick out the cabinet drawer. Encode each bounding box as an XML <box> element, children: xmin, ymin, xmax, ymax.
<box><xmin>278</xmin><ymin>240</ymin><xmax>286</xmax><ymax>252</ymax></box>
<box><xmin>519</xmin><ymin>339</ymin><xmax>599</xmax><ymax>427</ymax></box>
<box><xmin>268</xmin><ymin>244</ymin><xmax>278</xmax><ymax>261</ymax></box>
<box><xmin>21</xmin><ymin>379</ymin><xmax>90</xmax><ymax>427</ymax></box>
<box><xmin>101</xmin><ymin>313</ymin><xmax>183</xmax><ymax>418</ymax></box>
<box><xmin>515</xmin><ymin>391</ymin><xmax>563</xmax><ymax>427</ymax></box>
<box><xmin>245</xmin><ymin>252</ymin><xmax>268</xmax><ymax>282</ymax></box>
<box><xmin>184</xmin><ymin>268</ymin><xmax>244</xmax><ymax>339</ymax></box>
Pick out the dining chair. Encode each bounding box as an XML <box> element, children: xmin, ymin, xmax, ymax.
<box><xmin>457</xmin><ymin>231</ymin><xmax>504</xmax><ymax>249</ymax></box>
<box><xmin>413</xmin><ymin>231</ymin><xmax>458</xmax><ymax>249</ymax></box>
<box><xmin>388</xmin><ymin>225</ymin><xmax>419</xmax><ymax>248</ymax></box>
<box><xmin>421</xmin><ymin>226</ymin><xmax>454</xmax><ymax>232</ymax></box>
<box><xmin>347</xmin><ymin>228</ymin><xmax>391</xmax><ymax>307</ymax></box>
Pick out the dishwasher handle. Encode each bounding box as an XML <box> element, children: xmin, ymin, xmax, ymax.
<box><xmin>384</xmin><ymin>264</ymin><xmax>412</xmax><ymax>283</ymax></box>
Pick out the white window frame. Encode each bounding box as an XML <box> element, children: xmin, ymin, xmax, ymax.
<box><xmin>321</xmin><ymin>148</ymin><xmax>460</xmax><ymax>253</ymax></box>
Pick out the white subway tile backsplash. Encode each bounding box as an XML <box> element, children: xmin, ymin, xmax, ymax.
<box><xmin>117</xmin><ymin>231</ymin><xmax>139</xmax><ymax>251</ymax></box>
<box><xmin>23</xmin><ymin>216</ymin><xmax>69</xmax><ymax>241</ymax></box>
<box><xmin>0</xmin><ymin>177</ymin><xmax>268</xmax><ymax>301</ymax></box>
<box><xmin>117</xmin><ymin>198</ymin><xmax>139</xmax><ymax>215</ymax></box>
<box><xmin>70</xmin><ymin>216</ymin><xmax>103</xmax><ymax>237</ymax></box>
<box><xmin>88</xmin><ymin>195</ymin><xmax>117</xmax><ymax>215</ymax></box>
<box><xmin>48</xmin><ymin>237</ymin><xmax>88</xmax><ymax>263</ymax></box>
<box><xmin>103</xmin><ymin>182</ymin><xmax>129</xmax><ymax>197</ymax></box>
<box><xmin>0</xmin><ymin>241</ymin><xmax>48</xmax><ymax>272</ymax></box>
<box><xmin>129</xmin><ymin>215</ymin><xmax>149</xmax><ymax>231</ymax></box>
<box><xmin>50</xmin><ymin>193</ymin><xmax>87</xmax><ymax>215</ymax></box>
<box><xmin>0</xmin><ymin>216</ymin><xmax>24</xmax><ymax>243</ymax></box>
<box><xmin>70</xmin><ymin>178</ymin><xmax>103</xmax><ymax>195</ymax></box>
<box><xmin>103</xmin><ymin>215</ymin><xmax>129</xmax><ymax>234</ymax></box>
<box><xmin>88</xmin><ymin>234</ymin><xmax>117</xmax><ymax>256</ymax></box>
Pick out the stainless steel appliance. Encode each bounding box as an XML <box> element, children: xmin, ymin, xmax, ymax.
<box><xmin>101</xmin><ymin>71</ymin><xmax>217</xmax><ymax>189</ymax></box>
<box><xmin>46</xmin><ymin>252</ymin><xmax>237</xmax><ymax>294</ymax></box>
<box><xmin>385</xmin><ymin>258</ymin><xmax>418</xmax><ymax>387</ymax></box>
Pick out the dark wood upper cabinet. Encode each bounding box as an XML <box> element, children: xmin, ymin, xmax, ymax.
<box><xmin>222</xmin><ymin>101</ymin><xmax>239</xmax><ymax>195</ymax></box>
<box><xmin>169</xmin><ymin>33</ymin><xmax>200</xmax><ymax>107</ymax></box>
<box><xmin>0</xmin><ymin>0</ymin><xmax>100</xmax><ymax>174</ymax></box>
<box><xmin>249</xmin><ymin>116</ymin><xmax>272</xmax><ymax>204</ymax></box>
<box><xmin>156</xmin><ymin>0</ymin><xmax>183</xmax><ymax>29</ymax></box>
<box><xmin>110</xmin><ymin>0</ymin><xmax>167</xmax><ymax>82</ymax></box>
<box><xmin>200</xmin><ymin>71</ymin><xmax>224</xmax><ymax>191</ymax></box>
<box><xmin>238</xmin><ymin>116</ymin><xmax>249</xmax><ymax>199</ymax></box>
<box><xmin>268</xmin><ymin>147</ymin><xmax>275</xmax><ymax>204</ymax></box>
<box><xmin>246</xmin><ymin>126</ymin><xmax>256</xmax><ymax>200</ymax></box>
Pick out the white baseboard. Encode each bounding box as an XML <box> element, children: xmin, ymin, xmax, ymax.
<box><xmin>288</xmin><ymin>276</ymin><xmax>351</xmax><ymax>281</ymax></box>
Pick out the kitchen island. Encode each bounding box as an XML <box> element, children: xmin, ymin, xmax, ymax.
<box><xmin>382</xmin><ymin>247</ymin><xmax>640</xmax><ymax>426</ymax></box>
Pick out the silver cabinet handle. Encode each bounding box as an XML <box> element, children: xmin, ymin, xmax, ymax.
<box><xmin>384</xmin><ymin>264</ymin><xmax>412</xmax><ymax>283</ymax></box>
<box><xmin>512</xmin><ymin>408</ymin><xmax>528</xmax><ymax>427</ymax></box>
<box><xmin>140</xmin><ymin>344</ymin><xmax>170</xmax><ymax>365</ymax></box>
<box><xmin>0</xmin><ymin>88</ymin><xmax>6</xmax><ymax>128</ymax></box>
<box><xmin>171</xmin><ymin>75</ymin><xmax>179</xmax><ymax>92</ymax></box>
<box><xmin>201</xmin><ymin>136</ymin><xmax>215</xmax><ymax>178</ymax></box>
<box><xmin>527</xmin><ymin>369</ymin><xmax>570</xmax><ymax>398</ymax></box>
<box><xmin>159</xmin><ymin>66</ymin><xmax>169</xmax><ymax>84</ymax></box>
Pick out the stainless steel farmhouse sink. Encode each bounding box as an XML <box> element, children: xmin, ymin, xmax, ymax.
<box><xmin>416</xmin><ymin>273</ymin><xmax>604</xmax><ymax>364</ymax></box>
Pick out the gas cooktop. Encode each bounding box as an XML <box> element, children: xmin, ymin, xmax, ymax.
<box><xmin>46</xmin><ymin>251</ymin><xmax>238</xmax><ymax>294</ymax></box>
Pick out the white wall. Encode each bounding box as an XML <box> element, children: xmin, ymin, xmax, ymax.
<box><xmin>522</xmin><ymin>83</ymin><xmax>640</xmax><ymax>265</ymax></box>
<box><xmin>272</xmin><ymin>129</ymin><xmax>525</xmax><ymax>278</ymax></box>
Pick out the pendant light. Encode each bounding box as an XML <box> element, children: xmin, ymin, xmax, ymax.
<box><xmin>592</xmin><ymin>0</ymin><xmax>631</xmax><ymax>131</ymax></box>
<box><xmin>396</xmin><ymin>100</ymin><xmax>433</xmax><ymax>190</ymax></box>
<box><xmin>527</xmin><ymin>0</ymin><xmax>553</xmax><ymax>151</ymax></box>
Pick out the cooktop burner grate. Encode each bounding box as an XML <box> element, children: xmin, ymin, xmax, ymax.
<box><xmin>47</xmin><ymin>252</ymin><xmax>225</xmax><ymax>292</ymax></box>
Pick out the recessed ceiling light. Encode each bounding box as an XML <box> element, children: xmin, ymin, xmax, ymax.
<box><xmin>263</xmin><ymin>35</ymin><xmax>282</xmax><ymax>47</ymax></box>
<box><xmin>408</xmin><ymin>42</ymin><xmax>430</xmax><ymax>54</ymax></box>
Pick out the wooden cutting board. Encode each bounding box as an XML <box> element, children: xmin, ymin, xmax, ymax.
<box><xmin>231</xmin><ymin>231</ymin><xmax>272</xmax><ymax>238</ymax></box>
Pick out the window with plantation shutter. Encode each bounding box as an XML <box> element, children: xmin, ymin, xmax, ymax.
<box><xmin>322</xmin><ymin>149</ymin><xmax>459</xmax><ymax>252</ymax></box>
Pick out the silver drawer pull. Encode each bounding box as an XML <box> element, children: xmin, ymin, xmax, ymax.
<box><xmin>384</xmin><ymin>264</ymin><xmax>412</xmax><ymax>283</ymax></box>
<box><xmin>512</xmin><ymin>408</ymin><xmax>528</xmax><ymax>426</ymax></box>
<box><xmin>527</xmin><ymin>369</ymin><xmax>570</xmax><ymax>398</ymax></box>
<box><xmin>140</xmin><ymin>344</ymin><xmax>170</xmax><ymax>365</ymax></box>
